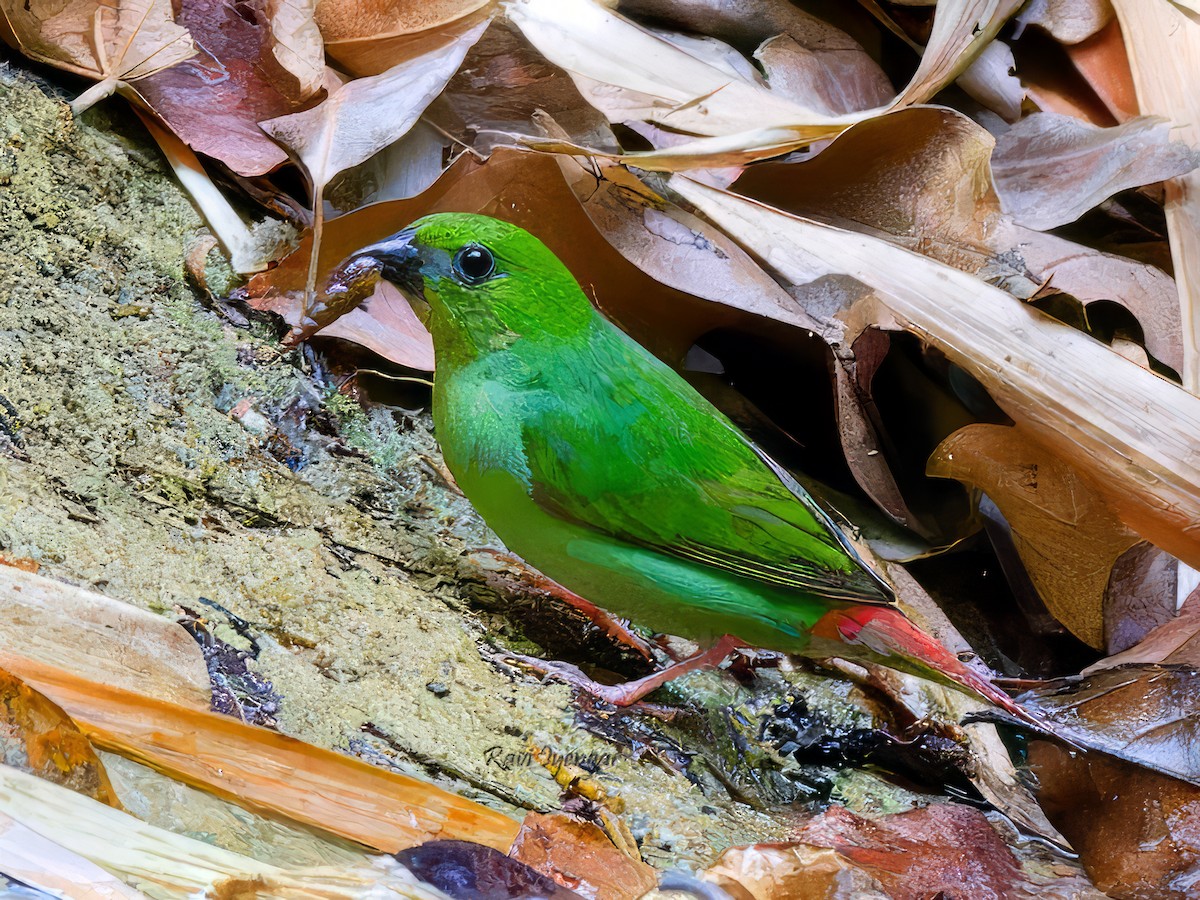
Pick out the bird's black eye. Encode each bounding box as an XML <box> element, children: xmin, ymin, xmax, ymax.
<box><xmin>452</xmin><ymin>245</ymin><xmax>495</xmax><ymax>284</ymax></box>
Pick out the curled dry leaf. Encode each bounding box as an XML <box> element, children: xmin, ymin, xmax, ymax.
<box><xmin>618</xmin><ymin>0</ymin><xmax>894</xmax><ymax>116</ymax></box>
<box><xmin>1114</xmin><ymin>0</ymin><xmax>1200</xmax><ymax>391</ymax></box>
<box><xmin>928</xmin><ymin>423</ymin><xmax>1140</xmax><ymax>649</ymax></box>
<box><xmin>266</xmin><ymin>0</ymin><xmax>325</xmax><ymax>97</ymax></box>
<box><xmin>0</xmin><ymin>0</ymin><xmax>195</xmax><ymax>114</ymax></box>
<box><xmin>134</xmin><ymin>0</ymin><xmax>323</xmax><ymax>177</ymax></box>
<box><xmin>991</xmin><ymin>113</ymin><xmax>1200</xmax><ymax>231</ymax></box>
<box><xmin>734</xmin><ymin>104</ymin><xmax>1183</xmax><ymax>375</ymax></box>
<box><xmin>671</xmin><ymin>176</ymin><xmax>1200</xmax><ymax>573</ymax></box>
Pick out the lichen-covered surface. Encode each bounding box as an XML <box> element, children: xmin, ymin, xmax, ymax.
<box><xmin>0</xmin><ymin>71</ymin><xmax>868</xmax><ymax>868</ymax></box>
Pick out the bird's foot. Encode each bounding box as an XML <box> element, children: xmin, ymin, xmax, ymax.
<box><xmin>503</xmin><ymin>634</ymin><xmax>748</xmax><ymax>707</ymax></box>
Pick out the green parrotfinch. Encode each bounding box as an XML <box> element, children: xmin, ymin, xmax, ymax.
<box><xmin>338</xmin><ymin>212</ymin><xmax>1024</xmax><ymax>716</ymax></box>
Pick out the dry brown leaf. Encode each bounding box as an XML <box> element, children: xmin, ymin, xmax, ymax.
<box><xmin>0</xmin><ymin>667</ymin><xmax>118</xmax><ymax>807</ymax></box>
<box><xmin>618</xmin><ymin>0</ymin><xmax>894</xmax><ymax>116</ymax></box>
<box><xmin>425</xmin><ymin>18</ymin><xmax>617</xmax><ymax>159</ymax></box>
<box><xmin>1065</xmin><ymin>17</ymin><xmax>1138</xmax><ymax>123</ymax></box>
<box><xmin>1030</xmin><ymin>741</ymin><xmax>1200</xmax><ymax>900</ymax></box>
<box><xmin>703</xmin><ymin>841</ymin><xmax>890</xmax><ymax>899</ymax></box>
<box><xmin>1</xmin><ymin>0</ymin><xmax>195</xmax><ymax>113</ymax></box>
<box><xmin>1103</xmin><ymin>542</ymin><xmax>1180</xmax><ymax>655</ymax></box>
<box><xmin>704</xmin><ymin>804</ymin><xmax>1090</xmax><ymax>900</ymax></box>
<box><xmin>133</xmin><ymin>0</ymin><xmax>321</xmax><ymax>176</ymax></box>
<box><xmin>266</xmin><ymin>0</ymin><xmax>325</xmax><ymax>97</ymax></box>
<box><xmin>991</xmin><ymin>113</ymin><xmax>1200</xmax><ymax>231</ymax></box>
<box><xmin>505</xmin><ymin>0</ymin><xmax>1023</xmax><ymax>169</ymax></box>
<box><xmin>731</xmin><ymin>105</ymin><xmax>1185</xmax><ymax>372</ymax></box>
<box><xmin>316</xmin><ymin>0</ymin><xmax>490</xmax><ymax>43</ymax></box>
<box><xmin>2</xmin><ymin>652</ymin><xmax>520</xmax><ymax>854</ymax></box>
<box><xmin>261</xmin><ymin>20</ymin><xmax>486</xmax><ymax>306</ymax></box>
<box><xmin>928</xmin><ymin>424</ymin><xmax>1140</xmax><ymax>648</ymax></box>
<box><xmin>0</xmin><ymin>565</ymin><xmax>210</xmax><ymax>710</ymax></box>
<box><xmin>1114</xmin><ymin>0</ymin><xmax>1200</xmax><ymax>392</ymax></box>
<box><xmin>510</xmin><ymin>812</ymin><xmax>657</xmax><ymax>900</ymax></box>
<box><xmin>1088</xmin><ymin>588</ymin><xmax>1200</xmax><ymax>671</ymax></box>
<box><xmin>323</xmin><ymin>4</ymin><xmax>493</xmax><ymax>77</ymax></box>
<box><xmin>672</xmin><ymin>176</ymin><xmax>1200</xmax><ymax>572</ymax></box>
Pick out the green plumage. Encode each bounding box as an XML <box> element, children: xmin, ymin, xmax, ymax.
<box><xmin>368</xmin><ymin>213</ymin><xmax>893</xmax><ymax>654</ymax></box>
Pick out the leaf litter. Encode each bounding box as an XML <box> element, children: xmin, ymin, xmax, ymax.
<box><xmin>4</xmin><ymin>0</ymin><xmax>1200</xmax><ymax>895</ymax></box>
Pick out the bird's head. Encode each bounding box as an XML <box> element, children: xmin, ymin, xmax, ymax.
<box><xmin>343</xmin><ymin>213</ymin><xmax>594</xmax><ymax>355</ymax></box>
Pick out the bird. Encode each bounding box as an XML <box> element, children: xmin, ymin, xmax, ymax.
<box><xmin>332</xmin><ymin>212</ymin><xmax>1025</xmax><ymax>716</ymax></box>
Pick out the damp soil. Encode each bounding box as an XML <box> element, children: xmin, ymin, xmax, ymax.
<box><xmin>0</xmin><ymin>69</ymin><xmax>964</xmax><ymax>870</ymax></box>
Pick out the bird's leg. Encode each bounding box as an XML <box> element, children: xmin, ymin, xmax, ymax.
<box><xmin>469</xmin><ymin>548</ymin><xmax>658</xmax><ymax>664</ymax></box>
<box><xmin>505</xmin><ymin>634</ymin><xmax>748</xmax><ymax>707</ymax></box>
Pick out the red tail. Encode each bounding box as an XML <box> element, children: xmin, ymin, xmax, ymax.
<box><xmin>813</xmin><ymin>606</ymin><xmax>1038</xmax><ymax>726</ymax></box>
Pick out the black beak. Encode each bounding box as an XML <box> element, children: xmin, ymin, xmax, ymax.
<box><xmin>351</xmin><ymin>227</ymin><xmax>423</xmax><ymax>295</ymax></box>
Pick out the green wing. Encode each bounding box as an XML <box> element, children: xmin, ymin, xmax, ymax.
<box><xmin>518</xmin><ymin>326</ymin><xmax>893</xmax><ymax>606</ymax></box>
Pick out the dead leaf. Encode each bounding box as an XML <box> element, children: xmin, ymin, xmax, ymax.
<box><xmin>703</xmin><ymin>841</ymin><xmax>890</xmax><ymax>899</ymax></box>
<box><xmin>991</xmin><ymin>113</ymin><xmax>1200</xmax><ymax>231</ymax></box>
<box><xmin>1088</xmin><ymin>588</ymin><xmax>1200</xmax><ymax>671</ymax></box>
<box><xmin>134</xmin><ymin>0</ymin><xmax>321</xmax><ymax>177</ymax></box>
<box><xmin>672</xmin><ymin>175</ymin><xmax>1200</xmax><ymax>572</ymax></box>
<box><xmin>316</xmin><ymin>0</ymin><xmax>490</xmax><ymax>44</ymax></box>
<box><xmin>4</xmin><ymin>651</ymin><xmax>521</xmax><ymax>854</ymax></box>
<box><xmin>1114</xmin><ymin>0</ymin><xmax>1200</xmax><ymax>391</ymax></box>
<box><xmin>1016</xmin><ymin>0</ymin><xmax>1114</xmax><ymax>44</ymax></box>
<box><xmin>704</xmin><ymin>804</ymin><xmax>1091</xmax><ymax>900</ymax></box>
<box><xmin>1103</xmin><ymin>542</ymin><xmax>1179</xmax><ymax>655</ymax></box>
<box><xmin>1030</xmin><ymin>740</ymin><xmax>1200</xmax><ymax>900</ymax></box>
<box><xmin>0</xmin><ymin>812</ymin><xmax>149</xmax><ymax>900</ymax></box>
<box><xmin>510</xmin><ymin>812</ymin><xmax>656</xmax><ymax>900</ymax></box>
<box><xmin>618</xmin><ymin>0</ymin><xmax>894</xmax><ymax>115</ymax></box>
<box><xmin>928</xmin><ymin>423</ymin><xmax>1140</xmax><ymax>648</ymax></box>
<box><xmin>396</xmin><ymin>840</ymin><xmax>587</xmax><ymax>899</ymax></box>
<box><xmin>322</xmin><ymin>3</ymin><xmax>493</xmax><ymax>78</ymax></box>
<box><xmin>0</xmin><ymin>668</ymin><xmax>117</xmax><ymax>807</ymax></box>
<box><xmin>0</xmin><ymin>764</ymin><xmax>448</xmax><ymax>897</ymax></box>
<box><xmin>957</xmin><ymin>39</ymin><xmax>1024</xmax><ymax>122</ymax></box>
<box><xmin>0</xmin><ymin>0</ymin><xmax>195</xmax><ymax>113</ymax></box>
<box><xmin>0</xmin><ymin>565</ymin><xmax>210</xmax><ymax>710</ymax></box>
<box><xmin>425</xmin><ymin>18</ymin><xmax>618</xmax><ymax>159</ymax></box>
<box><xmin>1065</xmin><ymin>17</ymin><xmax>1138</xmax><ymax>123</ymax></box>
<box><xmin>261</xmin><ymin>19</ymin><xmax>486</xmax><ymax>304</ymax></box>
<box><xmin>266</xmin><ymin>0</ymin><xmax>325</xmax><ymax>97</ymax></box>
